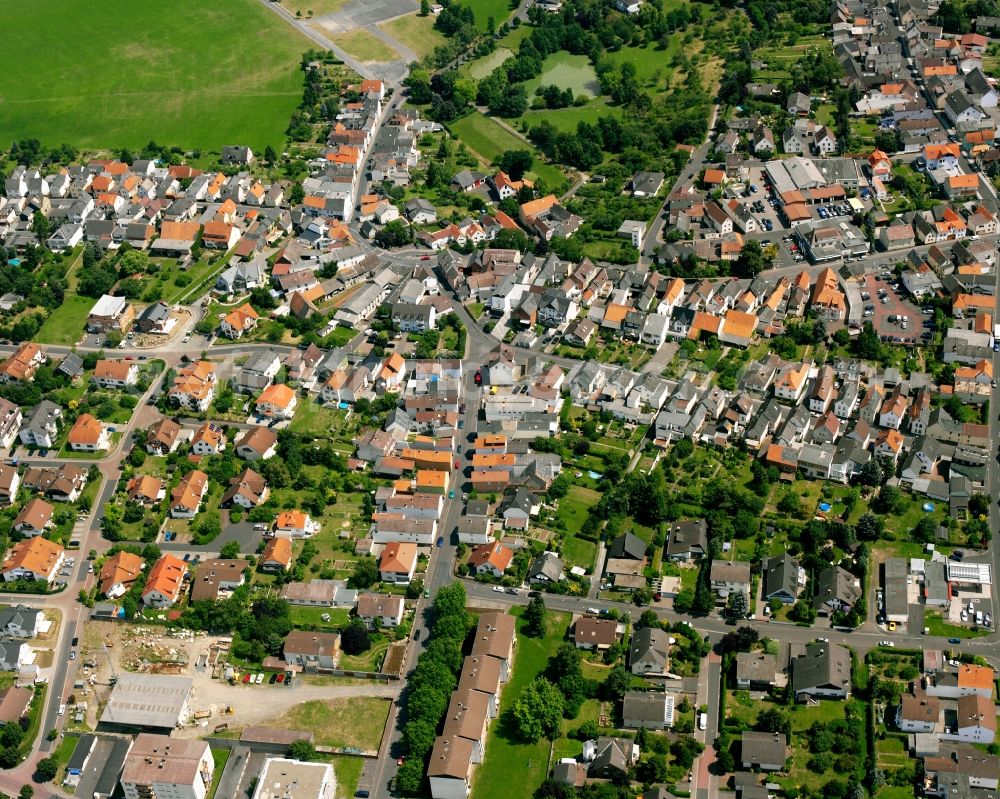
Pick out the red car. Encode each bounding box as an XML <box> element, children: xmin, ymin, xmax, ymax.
<box><xmin>397</xmin><ymin>756</ymin><xmax>406</xmax><ymax>766</ymax></box>
<box><xmin>454</xmin><ymin>459</ymin><xmax>460</xmax><ymax>469</ymax></box>
<box><xmin>276</xmin><ymin>674</ymin><xmax>285</xmax><ymax>683</ymax></box>
<box><xmin>242</xmin><ymin>673</ymin><xmax>251</xmax><ymax>684</ymax></box>
<box><xmin>420</xmin><ymin>255</ymin><xmax>431</xmax><ymax>261</ymax></box>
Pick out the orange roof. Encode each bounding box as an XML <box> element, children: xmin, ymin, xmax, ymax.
<box><xmin>3</xmin><ymin>537</ymin><xmax>63</xmax><ymax>578</ymax></box>
<box><xmin>603</xmin><ymin>303</ymin><xmax>629</xmax><ymax>323</ymax></box>
<box><xmin>99</xmin><ymin>551</ymin><xmax>144</xmax><ymax>596</ymax></box>
<box><xmin>257</xmin><ymin>383</ymin><xmax>296</xmax><ymax>409</ymax></box>
<box><xmin>223</xmin><ymin>303</ymin><xmax>259</xmax><ymax>330</ymax></box>
<box><xmin>415</xmin><ymin>470</ymin><xmax>448</xmax><ymax>488</ymax></box>
<box><xmin>360</xmin><ymin>79</ymin><xmax>384</xmax><ymax>93</ymax></box>
<box><xmin>954</xmin><ymin>293</ymin><xmax>996</xmax><ymax>311</ymax></box>
<box><xmin>519</xmin><ymin>195</ymin><xmax>558</xmax><ymax>219</ymax></box>
<box><xmin>143</xmin><ymin>555</ymin><xmax>186</xmax><ymax>600</ymax></box>
<box><xmin>468</xmin><ymin>541</ymin><xmax>513</xmax><ymax>573</ymax></box>
<box><xmin>262</xmin><ymin>537</ymin><xmax>293</xmax><ymax>568</ymax></box>
<box><xmin>192</xmin><ymin>423</ymin><xmax>224</xmax><ymax>449</ymax></box>
<box><xmin>275</xmin><ymin>510</ymin><xmax>309</xmax><ymax>529</ymax></box>
<box><xmin>94</xmin><ymin>359</ymin><xmax>134</xmax><ymax>382</ymax></box>
<box><xmin>172</xmin><ymin>469</ymin><xmax>208</xmax><ymax>512</ymax></box>
<box><xmin>974</xmin><ymin>312</ymin><xmax>993</xmax><ymax>334</ymax></box>
<box><xmin>925</xmin><ymin>143</ymin><xmax>961</xmax><ymax>161</ymax></box>
<box><xmin>379</xmin><ymin>352</ymin><xmax>406</xmax><ymax>381</ymax></box>
<box><xmin>948</xmin><ymin>174</ymin><xmax>980</xmax><ymax>190</ymax></box>
<box><xmin>127</xmin><ymin>475</ymin><xmax>164</xmax><ymax>502</ymax></box>
<box><xmin>689</xmin><ymin>311</ymin><xmax>721</xmax><ymax>338</ymax></box>
<box><xmin>722</xmin><ymin>309</ymin><xmax>757</xmax><ymax>340</ymax></box>
<box><xmin>812</xmin><ymin>267</ymin><xmax>846</xmax><ymax>311</ymax></box>
<box><xmin>471</xmin><ymin>453</ymin><xmax>517</xmax><ymax>468</ymax></box>
<box><xmin>703</xmin><ymin>168</ymin><xmax>725</xmax><ymax>184</ymax></box>
<box><xmin>475</xmin><ymin>434</ymin><xmax>506</xmax><ymax>449</ymax></box>
<box><xmin>67</xmin><ymin>413</ymin><xmax>104</xmax><ymax>446</ymax></box>
<box><xmin>923</xmin><ymin>64</ymin><xmax>957</xmax><ymax>77</ymax></box>
<box><xmin>876</xmin><ymin>428</ymin><xmax>904</xmax><ymax>452</ymax></box>
<box><xmin>158</xmin><ymin>220</ymin><xmax>201</xmax><ymax>242</ymax></box>
<box><xmin>380</xmin><ymin>541</ymin><xmax>417</xmax><ymax>574</ymax></box>
<box><xmin>880</xmin><ymin>83</ymin><xmax>904</xmax><ymax>95</ymax></box>
<box><xmin>663</xmin><ymin>277</ymin><xmax>685</xmax><ymax>304</ymax></box>
<box><xmin>958</xmin><ymin>663</ymin><xmax>996</xmax><ymax>691</ymax></box>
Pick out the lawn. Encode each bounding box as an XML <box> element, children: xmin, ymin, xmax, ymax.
<box><xmin>339</xmin><ymin>637</ymin><xmax>391</xmax><ymax>672</ymax></box>
<box><xmin>36</xmin><ymin>295</ymin><xmax>93</xmax><ymax>346</ymax></box>
<box><xmin>522</xmin><ymin>52</ymin><xmax>601</xmax><ymax>99</ymax></box>
<box><xmin>0</xmin><ymin>0</ymin><xmax>313</xmax><ymax>151</ymax></box>
<box><xmin>448</xmin><ymin>112</ymin><xmax>565</xmax><ymax>187</ymax></box>
<box><xmin>379</xmin><ymin>13</ymin><xmax>448</xmax><ymax>61</ymax></box>
<box><xmin>472</xmin><ymin>610</ymin><xmax>570</xmax><ymax>799</ymax></box>
<box><xmin>207</xmin><ymin>748</ymin><xmax>231</xmax><ymax>799</ymax></box>
<box><xmin>606</xmin><ymin>40</ymin><xmax>679</xmax><ymax>87</ymax></box>
<box><xmin>925</xmin><ymin>611</ymin><xmax>988</xmax><ymax>639</ymax></box>
<box><xmin>329</xmin><ymin>755</ymin><xmax>364</xmax><ymax>798</ymax></box>
<box><xmin>330</xmin><ymin>29</ymin><xmax>400</xmax><ymax>63</ymax></box>
<box><xmin>289</xmin><ymin>401</ymin><xmax>353</xmax><ymax>440</ymax></box>
<box><xmin>516</xmin><ymin>100</ymin><xmax>616</xmax><ymax>134</ymax></box>
<box><xmin>280</xmin><ymin>0</ymin><xmax>350</xmax><ymax>16</ymax></box>
<box><xmin>270</xmin><ymin>697</ymin><xmax>390</xmax><ymax>752</ymax></box>
<box><xmin>552</xmin><ymin>485</ymin><xmax>602</xmax><ymax>537</ymax></box>
<box><xmin>162</xmin><ymin>256</ymin><xmax>232</xmax><ymax>305</ymax></box>
<box><xmin>288</xmin><ymin>605</ymin><xmax>351</xmax><ymax>630</ymax></box>
<box><xmin>465</xmin><ymin>0</ymin><xmax>516</xmax><ymax>31</ymax></box>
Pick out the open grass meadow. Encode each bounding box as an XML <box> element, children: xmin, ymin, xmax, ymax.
<box><xmin>447</xmin><ymin>112</ymin><xmax>565</xmax><ymax>187</ymax></box>
<box><xmin>270</xmin><ymin>697</ymin><xmax>390</xmax><ymax>751</ymax></box>
<box><xmin>0</xmin><ymin>0</ymin><xmax>312</xmax><ymax>152</ymax></box>
<box><xmin>379</xmin><ymin>13</ymin><xmax>449</xmax><ymax>61</ymax></box>
<box><xmin>330</xmin><ymin>29</ymin><xmax>400</xmax><ymax>63</ymax></box>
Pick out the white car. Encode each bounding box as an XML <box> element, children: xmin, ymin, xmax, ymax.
<box><xmin>879</xmin><ymin>640</ymin><xmax>895</xmax><ymax>647</ymax></box>
<box><xmin>256</xmin><ymin>673</ymin><xmax>265</xmax><ymax>685</ymax></box>
<box><xmin>587</xmin><ymin>607</ymin><xmax>600</xmax><ymax>614</ymax></box>
<box><xmin>58</xmin><ymin>704</ymin><xmax>66</xmax><ymax>716</ymax></box>
<box><xmin>492</xmin><ymin>586</ymin><xmax>505</xmax><ymax>593</ymax></box>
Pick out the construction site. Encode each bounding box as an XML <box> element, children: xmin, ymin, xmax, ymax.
<box><xmin>73</xmin><ymin>621</ymin><xmax>398</xmax><ymax>743</ymax></box>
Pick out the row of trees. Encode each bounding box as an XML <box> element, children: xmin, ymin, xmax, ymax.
<box><xmin>396</xmin><ymin>583</ymin><xmax>472</xmax><ymax>794</ymax></box>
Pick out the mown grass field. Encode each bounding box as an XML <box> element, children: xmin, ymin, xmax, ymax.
<box><xmin>447</xmin><ymin>112</ymin><xmax>565</xmax><ymax>187</ymax></box>
<box><xmin>0</xmin><ymin>0</ymin><xmax>313</xmax><ymax>151</ymax></box>
<box><xmin>379</xmin><ymin>13</ymin><xmax>449</xmax><ymax>60</ymax></box>
<box><xmin>330</xmin><ymin>29</ymin><xmax>400</xmax><ymax>62</ymax></box>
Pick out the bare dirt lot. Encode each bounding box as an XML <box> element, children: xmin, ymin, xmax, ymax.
<box><xmin>76</xmin><ymin>621</ymin><xmax>399</xmax><ymax>740</ymax></box>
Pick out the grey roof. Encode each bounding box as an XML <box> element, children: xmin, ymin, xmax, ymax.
<box><xmin>0</xmin><ymin>605</ymin><xmax>40</xmax><ymax>633</ymax></box>
<box><xmin>137</xmin><ymin>301</ymin><xmax>170</xmax><ymax>324</ymax></box>
<box><xmin>791</xmin><ymin>642</ymin><xmax>851</xmax><ymax>695</ymax></box>
<box><xmin>608</xmin><ymin>533</ymin><xmax>646</xmax><ymax>560</ymax></box>
<box><xmin>741</xmin><ymin>731</ymin><xmax>787</xmax><ymax>767</ymax></box>
<box><xmin>242</xmin><ymin>349</ymin><xmax>281</xmax><ymax>374</ymax></box>
<box><xmin>735</xmin><ymin>651</ymin><xmax>777</xmax><ymax>685</ymax></box>
<box><xmin>0</xmin><ymin>640</ymin><xmax>26</xmax><ymax>667</ymax></box>
<box><xmin>57</xmin><ymin>354</ymin><xmax>84</xmax><ymax>377</ymax></box>
<box><xmin>99</xmin><ymin>673</ymin><xmax>193</xmax><ymax>729</ymax></box>
<box><xmin>763</xmin><ymin>552</ymin><xmax>801</xmax><ymax>601</ymax></box>
<box><xmin>528</xmin><ymin>552</ymin><xmax>564</xmax><ymax>582</ymax></box>
<box><xmin>813</xmin><ymin>566</ymin><xmax>862</xmax><ymax>610</ymax></box>
<box><xmin>665</xmin><ymin>519</ymin><xmax>707</xmax><ymax>556</ymax></box>
<box><xmin>629</xmin><ymin>627</ymin><xmax>671</xmax><ymax>673</ymax></box>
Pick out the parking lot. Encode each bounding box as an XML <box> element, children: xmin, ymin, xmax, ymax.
<box><xmin>860</xmin><ymin>273</ymin><xmax>924</xmax><ymax>343</ymax></box>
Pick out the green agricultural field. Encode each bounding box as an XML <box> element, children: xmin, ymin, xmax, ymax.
<box><xmin>523</xmin><ymin>53</ymin><xmax>601</xmax><ymax>99</ymax></box>
<box><xmin>379</xmin><ymin>13</ymin><xmax>449</xmax><ymax>61</ymax></box>
<box><xmin>448</xmin><ymin>113</ymin><xmax>564</xmax><ymax>187</ymax></box>
<box><xmin>0</xmin><ymin>0</ymin><xmax>313</xmax><ymax>152</ymax></box>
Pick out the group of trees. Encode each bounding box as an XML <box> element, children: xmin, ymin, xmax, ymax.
<box><xmin>396</xmin><ymin>584</ymin><xmax>471</xmax><ymax>794</ymax></box>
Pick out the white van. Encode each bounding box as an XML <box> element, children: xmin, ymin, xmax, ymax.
<box><xmin>698</xmin><ymin>713</ymin><xmax>708</xmax><ymax>731</ymax></box>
